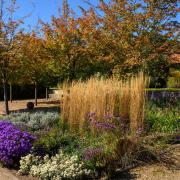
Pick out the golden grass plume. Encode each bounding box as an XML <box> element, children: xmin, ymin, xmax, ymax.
<box><xmin>61</xmin><ymin>73</ymin><xmax>148</xmax><ymax>135</ymax></box>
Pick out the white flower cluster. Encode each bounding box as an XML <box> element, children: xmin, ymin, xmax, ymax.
<box><xmin>19</xmin><ymin>151</ymin><xmax>91</xmax><ymax>179</ymax></box>
<box><xmin>18</xmin><ymin>154</ymin><xmax>41</xmax><ymax>175</ymax></box>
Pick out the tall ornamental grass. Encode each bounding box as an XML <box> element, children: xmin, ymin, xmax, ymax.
<box><xmin>61</xmin><ymin>73</ymin><xmax>148</xmax><ymax>135</ymax></box>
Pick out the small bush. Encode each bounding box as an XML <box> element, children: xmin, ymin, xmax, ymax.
<box><xmin>3</xmin><ymin>112</ymin><xmax>59</xmax><ymax>131</ymax></box>
<box><xmin>19</xmin><ymin>150</ymin><xmax>92</xmax><ymax>179</ymax></box>
<box><xmin>18</xmin><ymin>154</ymin><xmax>41</xmax><ymax>175</ymax></box>
<box><xmin>146</xmin><ymin>107</ymin><xmax>180</xmax><ymax>133</ymax></box>
<box><xmin>0</xmin><ymin>121</ymin><xmax>36</xmax><ymax>166</ymax></box>
<box><xmin>33</xmin><ymin>128</ymin><xmax>62</xmax><ymax>156</ymax></box>
<box><xmin>149</xmin><ymin>98</ymin><xmax>179</xmax><ymax>109</ymax></box>
<box><xmin>33</xmin><ymin>128</ymin><xmax>80</xmax><ymax>156</ymax></box>
<box><xmin>167</xmin><ymin>77</ymin><xmax>180</xmax><ymax>88</ymax></box>
<box><xmin>27</xmin><ymin>102</ymin><xmax>34</xmax><ymax>110</ymax></box>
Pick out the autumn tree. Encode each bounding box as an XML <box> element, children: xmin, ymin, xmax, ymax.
<box><xmin>43</xmin><ymin>10</ymin><xmax>86</xmax><ymax>81</ymax></box>
<box><xmin>19</xmin><ymin>31</ymin><xmax>53</xmax><ymax>105</ymax></box>
<box><xmin>2</xmin><ymin>0</ymin><xmax>175</xmax><ymax>94</ymax></box>
<box><xmin>0</xmin><ymin>0</ymin><xmax>24</xmax><ymax>114</ymax></box>
<box><xmin>43</xmin><ymin>0</ymin><xmax>178</xmax><ymax>84</ymax></box>
<box><xmin>43</xmin><ymin>1</ymin><xmax>114</xmax><ymax>82</ymax></box>
<box><xmin>96</xmin><ymin>0</ymin><xmax>179</xmax><ymax>86</ymax></box>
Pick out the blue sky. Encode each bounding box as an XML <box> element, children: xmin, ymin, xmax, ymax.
<box><xmin>7</xmin><ymin>0</ymin><xmax>180</xmax><ymax>31</ymax></box>
<box><xmin>13</xmin><ymin>0</ymin><xmax>101</xmax><ymax>31</ymax></box>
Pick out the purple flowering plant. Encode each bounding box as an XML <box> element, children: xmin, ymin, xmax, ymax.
<box><xmin>87</xmin><ymin>112</ymin><xmax>132</xmax><ymax>135</ymax></box>
<box><xmin>0</xmin><ymin>121</ymin><xmax>36</xmax><ymax>166</ymax></box>
<box><xmin>88</xmin><ymin>112</ymin><xmax>116</xmax><ymax>130</ymax></box>
<box><xmin>83</xmin><ymin>147</ymin><xmax>103</xmax><ymax>161</ymax></box>
<box><xmin>82</xmin><ymin>146</ymin><xmax>105</xmax><ymax>170</ymax></box>
<box><xmin>86</xmin><ymin>112</ymin><xmax>141</xmax><ymax>143</ymax></box>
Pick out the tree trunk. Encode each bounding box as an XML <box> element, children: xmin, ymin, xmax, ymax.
<box><xmin>35</xmin><ymin>83</ymin><xmax>37</xmax><ymax>106</ymax></box>
<box><xmin>46</xmin><ymin>87</ymin><xmax>48</xmax><ymax>101</ymax></box>
<box><xmin>3</xmin><ymin>80</ymin><xmax>9</xmax><ymax>114</ymax></box>
<box><xmin>69</xmin><ymin>59</ymin><xmax>76</xmax><ymax>81</ymax></box>
<box><xmin>10</xmin><ymin>82</ymin><xmax>12</xmax><ymax>103</ymax></box>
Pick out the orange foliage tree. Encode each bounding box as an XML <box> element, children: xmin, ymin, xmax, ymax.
<box><xmin>18</xmin><ymin>31</ymin><xmax>52</xmax><ymax>105</ymax></box>
<box><xmin>42</xmin><ymin>0</ymin><xmax>178</xmax><ymax>85</ymax></box>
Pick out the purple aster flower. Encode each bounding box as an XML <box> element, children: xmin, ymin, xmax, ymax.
<box><xmin>94</xmin><ymin>121</ymin><xmax>116</xmax><ymax>129</ymax></box>
<box><xmin>103</xmin><ymin>114</ymin><xmax>113</xmax><ymax>120</ymax></box>
<box><xmin>0</xmin><ymin>121</ymin><xmax>36</xmax><ymax>166</ymax></box>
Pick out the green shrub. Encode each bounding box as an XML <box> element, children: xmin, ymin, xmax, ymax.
<box><xmin>167</xmin><ymin>77</ymin><xmax>180</xmax><ymax>88</ymax></box>
<box><xmin>33</xmin><ymin>128</ymin><xmax>80</xmax><ymax>156</ymax></box>
<box><xmin>146</xmin><ymin>107</ymin><xmax>180</xmax><ymax>133</ymax></box>
<box><xmin>79</xmin><ymin>132</ymin><xmax>140</xmax><ymax>177</ymax></box>
<box><xmin>148</xmin><ymin>98</ymin><xmax>180</xmax><ymax>109</ymax></box>
<box><xmin>169</xmin><ymin>68</ymin><xmax>180</xmax><ymax>78</ymax></box>
<box><xmin>33</xmin><ymin>128</ymin><xmax>62</xmax><ymax>156</ymax></box>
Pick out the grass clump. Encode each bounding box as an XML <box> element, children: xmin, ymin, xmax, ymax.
<box><xmin>61</xmin><ymin>73</ymin><xmax>148</xmax><ymax>135</ymax></box>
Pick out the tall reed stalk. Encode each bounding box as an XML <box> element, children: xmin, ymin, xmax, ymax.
<box><xmin>61</xmin><ymin>73</ymin><xmax>148</xmax><ymax>135</ymax></box>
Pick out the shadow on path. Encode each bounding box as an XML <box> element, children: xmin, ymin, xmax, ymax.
<box><xmin>10</xmin><ymin>106</ymin><xmax>60</xmax><ymax>114</ymax></box>
<box><xmin>113</xmin><ymin>171</ymin><xmax>137</xmax><ymax>179</ymax></box>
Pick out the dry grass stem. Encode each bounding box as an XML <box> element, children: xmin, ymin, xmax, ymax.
<box><xmin>61</xmin><ymin>73</ymin><xmax>148</xmax><ymax>135</ymax></box>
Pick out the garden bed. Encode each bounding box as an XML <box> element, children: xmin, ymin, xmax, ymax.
<box><xmin>0</xmin><ymin>76</ymin><xmax>179</xmax><ymax>180</ymax></box>
<box><xmin>0</xmin><ymin>144</ymin><xmax>179</xmax><ymax>180</ymax></box>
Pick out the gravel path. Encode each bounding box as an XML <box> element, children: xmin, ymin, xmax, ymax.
<box><xmin>0</xmin><ymin>99</ymin><xmax>59</xmax><ymax>115</ymax></box>
<box><xmin>130</xmin><ymin>144</ymin><xmax>180</xmax><ymax>180</ymax></box>
<box><xmin>130</xmin><ymin>165</ymin><xmax>180</xmax><ymax>180</ymax></box>
<box><xmin>0</xmin><ymin>168</ymin><xmax>19</xmax><ymax>180</ymax></box>
<box><xmin>0</xmin><ymin>168</ymin><xmax>37</xmax><ymax>180</ymax></box>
